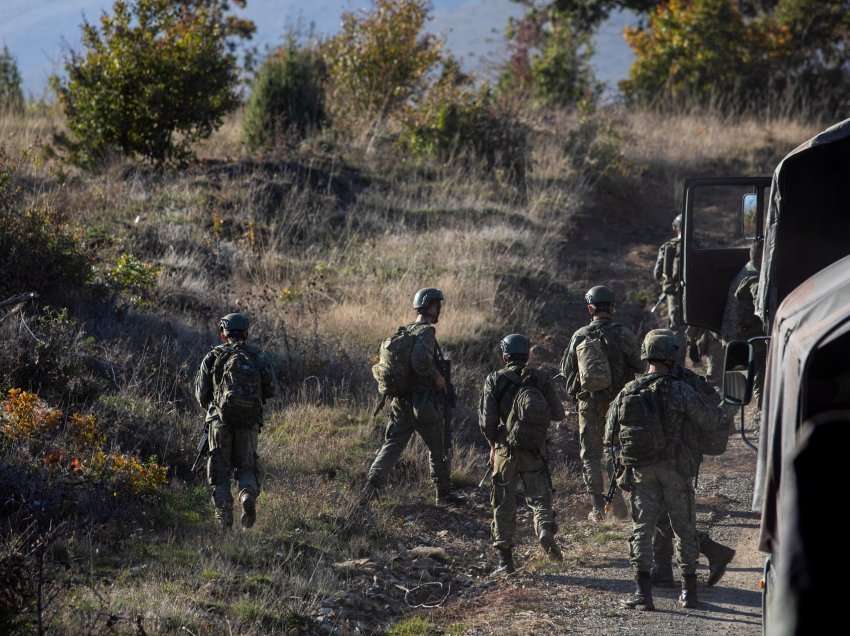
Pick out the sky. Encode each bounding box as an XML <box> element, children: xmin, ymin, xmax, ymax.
<box><xmin>0</xmin><ymin>0</ymin><xmax>635</xmax><ymax>96</ymax></box>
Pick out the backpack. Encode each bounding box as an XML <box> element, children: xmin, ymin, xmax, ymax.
<box><xmin>662</xmin><ymin>239</ymin><xmax>681</xmax><ymax>283</ymax></box>
<box><xmin>576</xmin><ymin>328</ymin><xmax>613</xmax><ymax>392</ymax></box>
<box><xmin>372</xmin><ymin>326</ymin><xmax>417</xmax><ymax>398</ymax></box>
<box><xmin>505</xmin><ymin>370</ymin><xmax>552</xmax><ymax>451</ymax></box>
<box><xmin>214</xmin><ymin>345</ymin><xmax>264</xmax><ymax>426</ymax></box>
<box><xmin>617</xmin><ymin>375</ymin><xmax>669</xmax><ymax>466</ymax></box>
<box><xmin>678</xmin><ymin>370</ymin><xmax>729</xmax><ymax>457</ymax></box>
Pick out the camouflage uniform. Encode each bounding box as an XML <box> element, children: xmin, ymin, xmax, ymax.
<box><xmin>195</xmin><ymin>342</ymin><xmax>275</xmax><ymax>528</ymax></box>
<box><xmin>720</xmin><ymin>260</ymin><xmax>765</xmax><ymax>405</ymax></box>
<box><xmin>605</xmin><ymin>373</ymin><xmax>721</xmax><ymax>579</ymax></box>
<box><xmin>367</xmin><ymin>322</ymin><xmax>451</xmax><ymax>495</ymax></box>
<box><xmin>480</xmin><ymin>363</ymin><xmax>565</xmax><ymax>549</ymax></box>
<box><xmin>653</xmin><ymin>237</ymin><xmax>684</xmax><ymax>329</ymax></box>
<box><xmin>653</xmin><ymin>365</ymin><xmax>736</xmax><ymax>583</ymax></box>
<box><xmin>562</xmin><ymin>318</ymin><xmax>642</xmax><ymax>500</ymax></box>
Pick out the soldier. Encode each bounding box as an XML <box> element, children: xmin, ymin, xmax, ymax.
<box><xmin>194</xmin><ymin>313</ymin><xmax>275</xmax><ymax>530</ymax></box>
<box><xmin>651</xmin><ymin>329</ymin><xmax>736</xmax><ymax>588</ymax></box>
<box><xmin>720</xmin><ymin>241</ymin><xmax>765</xmax><ymax>406</ymax></box>
<box><xmin>561</xmin><ymin>285</ymin><xmax>643</xmax><ymax>521</ymax></box>
<box><xmin>653</xmin><ymin>213</ymin><xmax>684</xmax><ymax>330</ymax></box>
<box><xmin>480</xmin><ymin>334</ymin><xmax>565</xmax><ymax>574</ymax></box>
<box><xmin>605</xmin><ymin>330</ymin><xmax>724</xmax><ymax>610</ymax></box>
<box><xmin>365</xmin><ymin>288</ymin><xmax>461</xmax><ymax>506</ymax></box>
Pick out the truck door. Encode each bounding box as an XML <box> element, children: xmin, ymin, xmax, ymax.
<box><xmin>683</xmin><ymin>177</ymin><xmax>772</xmax><ymax>332</ymax></box>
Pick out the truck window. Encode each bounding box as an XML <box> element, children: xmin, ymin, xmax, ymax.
<box><xmin>690</xmin><ymin>183</ymin><xmax>762</xmax><ymax>250</ymax></box>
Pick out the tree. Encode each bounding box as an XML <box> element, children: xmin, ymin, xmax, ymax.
<box><xmin>322</xmin><ymin>0</ymin><xmax>442</xmax><ymax>125</ymax></box>
<box><xmin>0</xmin><ymin>46</ymin><xmax>24</xmax><ymax>112</ymax></box>
<box><xmin>52</xmin><ymin>0</ymin><xmax>255</xmax><ymax>166</ymax></box>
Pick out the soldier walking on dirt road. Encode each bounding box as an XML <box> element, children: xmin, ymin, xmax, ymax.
<box><xmin>479</xmin><ymin>334</ymin><xmax>565</xmax><ymax>575</ymax></box>
<box><xmin>561</xmin><ymin>286</ymin><xmax>642</xmax><ymax>522</ymax></box>
<box><xmin>365</xmin><ymin>288</ymin><xmax>462</xmax><ymax>506</ymax></box>
<box><xmin>194</xmin><ymin>313</ymin><xmax>276</xmax><ymax>530</ymax></box>
<box><xmin>605</xmin><ymin>330</ymin><xmax>724</xmax><ymax>611</ymax></box>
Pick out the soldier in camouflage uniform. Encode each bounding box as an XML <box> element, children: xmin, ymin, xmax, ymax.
<box><xmin>650</xmin><ymin>330</ymin><xmax>736</xmax><ymax>588</ymax></box>
<box><xmin>720</xmin><ymin>242</ymin><xmax>765</xmax><ymax>406</ymax></box>
<box><xmin>561</xmin><ymin>286</ymin><xmax>643</xmax><ymax>521</ymax></box>
<box><xmin>480</xmin><ymin>334</ymin><xmax>565</xmax><ymax>574</ymax></box>
<box><xmin>365</xmin><ymin>288</ymin><xmax>461</xmax><ymax>506</ymax></box>
<box><xmin>653</xmin><ymin>214</ymin><xmax>685</xmax><ymax>330</ymax></box>
<box><xmin>605</xmin><ymin>330</ymin><xmax>724</xmax><ymax>610</ymax></box>
<box><xmin>195</xmin><ymin>313</ymin><xmax>276</xmax><ymax>530</ymax></box>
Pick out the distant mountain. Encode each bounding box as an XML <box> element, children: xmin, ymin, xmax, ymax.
<box><xmin>0</xmin><ymin>0</ymin><xmax>634</xmax><ymax>96</ymax></box>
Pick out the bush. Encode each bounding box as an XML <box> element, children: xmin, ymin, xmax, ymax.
<box><xmin>52</xmin><ymin>0</ymin><xmax>255</xmax><ymax>166</ymax></box>
<box><xmin>0</xmin><ymin>46</ymin><xmax>24</xmax><ymax>113</ymax></box>
<box><xmin>243</xmin><ymin>41</ymin><xmax>327</xmax><ymax>150</ymax></box>
<box><xmin>322</xmin><ymin>0</ymin><xmax>441</xmax><ymax>125</ymax></box>
<box><xmin>401</xmin><ymin>72</ymin><xmax>529</xmax><ymax>182</ymax></box>
<box><xmin>0</xmin><ymin>153</ymin><xmax>91</xmax><ymax>298</ymax></box>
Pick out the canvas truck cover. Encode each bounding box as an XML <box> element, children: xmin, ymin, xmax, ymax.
<box><xmin>754</xmin><ymin>255</ymin><xmax>850</xmax><ymax>553</ymax></box>
<box><xmin>755</xmin><ymin>118</ymin><xmax>850</xmax><ymax>328</ymax></box>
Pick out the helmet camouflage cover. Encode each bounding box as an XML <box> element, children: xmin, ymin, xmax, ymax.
<box><xmin>641</xmin><ymin>329</ymin><xmax>679</xmax><ymax>362</ymax></box>
<box><xmin>413</xmin><ymin>287</ymin><xmax>445</xmax><ymax>311</ymax></box>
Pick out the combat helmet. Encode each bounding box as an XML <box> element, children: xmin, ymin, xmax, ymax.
<box><xmin>500</xmin><ymin>333</ymin><xmax>530</xmax><ymax>358</ymax></box>
<box><xmin>413</xmin><ymin>288</ymin><xmax>445</xmax><ymax>311</ymax></box>
<box><xmin>219</xmin><ymin>312</ymin><xmax>249</xmax><ymax>335</ymax></box>
<box><xmin>672</xmin><ymin>214</ymin><xmax>683</xmax><ymax>231</ymax></box>
<box><xmin>640</xmin><ymin>329</ymin><xmax>680</xmax><ymax>363</ymax></box>
<box><xmin>585</xmin><ymin>285</ymin><xmax>615</xmax><ymax>306</ymax></box>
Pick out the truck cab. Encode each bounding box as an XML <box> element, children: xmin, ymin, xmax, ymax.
<box><xmin>681</xmin><ymin>118</ymin><xmax>850</xmax><ymax>634</ymax></box>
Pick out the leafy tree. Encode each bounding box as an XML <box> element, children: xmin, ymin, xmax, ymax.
<box><xmin>243</xmin><ymin>41</ymin><xmax>326</xmax><ymax>150</ymax></box>
<box><xmin>0</xmin><ymin>46</ymin><xmax>24</xmax><ymax>112</ymax></box>
<box><xmin>322</xmin><ymin>0</ymin><xmax>442</xmax><ymax>124</ymax></box>
<box><xmin>52</xmin><ymin>0</ymin><xmax>255</xmax><ymax>166</ymax></box>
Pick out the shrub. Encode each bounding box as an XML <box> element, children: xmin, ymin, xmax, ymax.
<box><xmin>105</xmin><ymin>253</ymin><xmax>161</xmax><ymax>305</ymax></box>
<box><xmin>243</xmin><ymin>41</ymin><xmax>327</xmax><ymax>150</ymax></box>
<box><xmin>0</xmin><ymin>46</ymin><xmax>24</xmax><ymax>113</ymax></box>
<box><xmin>0</xmin><ymin>153</ymin><xmax>91</xmax><ymax>298</ymax></box>
<box><xmin>52</xmin><ymin>0</ymin><xmax>255</xmax><ymax>166</ymax></box>
<box><xmin>322</xmin><ymin>0</ymin><xmax>441</xmax><ymax>125</ymax></box>
<box><xmin>401</xmin><ymin>65</ymin><xmax>529</xmax><ymax>182</ymax></box>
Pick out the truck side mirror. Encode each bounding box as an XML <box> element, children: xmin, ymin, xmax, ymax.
<box><xmin>722</xmin><ymin>339</ymin><xmax>753</xmax><ymax>405</ymax></box>
<box><xmin>740</xmin><ymin>193</ymin><xmax>758</xmax><ymax>239</ymax></box>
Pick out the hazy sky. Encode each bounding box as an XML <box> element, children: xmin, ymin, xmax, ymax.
<box><xmin>0</xmin><ymin>0</ymin><xmax>634</xmax><ymax>95</ymax></box>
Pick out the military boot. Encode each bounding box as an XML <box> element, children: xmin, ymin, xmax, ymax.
<box><xmin>679</xmin><ymin>573</ymin><xmax>698</xmax><ymax>608</ymax></box>
<box><xmin>492</xmin><ymin>547</ymin><xmax>515</xmax><ymax>576</ymax></box>
<box><xmin>701</xmin><ymin>537</ymin><xmax>736</xmax><ymax>586</ymax></box>
<box><xmin>539</xmin><ymin>529</ymin><xmax>563</xmax><ymax>562</ymax></box>
<box><xmin>650</xmin><ymin>562</ymin><xmax>676</xmax><ymax>588</ymax></box>
<box><xmin>587</xmin><ymin>494</ymin><xmax>606</xmax><ymax>522</ymax></box>
<box><xmin>621</xmin><ymin>572</ymin><xmax>654</xmax><ymax>611</ymax></box>
<box><xmin>240</xmin><ymin>492</ymin><xmax>256</xmax><ymax>529</ymax></box>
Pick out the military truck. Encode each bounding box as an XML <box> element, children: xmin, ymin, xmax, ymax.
<box><xmin>680</xmin><ymin>118</ymin><xmax>850</xmax><ymax>634</ymax></box>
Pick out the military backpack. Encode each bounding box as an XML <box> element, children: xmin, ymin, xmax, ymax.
<box><xmin>677</xmin><ymin>369</ymin><xmax>729</xmax><ymax>457</ymax></box>
<box><xmin>576</xmin><ymin>328</ymin><xmax>613</xmax><ymax>393</ymax></box>
<box><xmin>372</xmin><ymin>325</ymin><xmax>418</xmax><ymax>398</ymax></box>
<box><xmin>616</xmin><ymin>374</ymin><xmax>670</xmax><ymax>466</ymax></box>
<box><xmin>504</xmin><ymin>369</ymin><xmax>552</xmax><ymax>451</ymax></box>
<box><xmin>661</xmin><ymin>239</ymin><xmax>681</xmax><ymax>283</ymax></box>
<box><xmin>214</xmin><ymin>345</ymin><xmax>264</xmax><ymax>426</ymax></box>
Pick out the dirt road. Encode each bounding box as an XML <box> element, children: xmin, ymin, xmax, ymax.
<box><xmin>429</xmin><ymin>426</ymin><xmax>765</xmax><ymax>635</ymax></box>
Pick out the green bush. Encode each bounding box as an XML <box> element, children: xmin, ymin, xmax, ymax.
<box><xmin>401</xmin><ymin>71</ymin><xmax>529</xmax><ymax>182</ymax></box>
<box><xmin>52</xmin><ymin>0</ymin><xmax>255</xmax><ymax>166</ymax></box>
<box><xmin>322</xmin><ymin>0</ymin><xmax>442</xmax><ymax>125</ymax></box>
<box><xmin>243</xmin><ymin>42</ymin><xmax>327</xmax><ymax>150</ymax></box>
<box><xmin>0</xmin><ymin>46</ymin><xmax>24</xmax><ymax>113</ymax></box>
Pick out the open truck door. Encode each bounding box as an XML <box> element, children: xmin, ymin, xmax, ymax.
<box><xmin>682</xmin><ymin>177</ymin><xmax>772</xmax><ymax>332</ymax></box>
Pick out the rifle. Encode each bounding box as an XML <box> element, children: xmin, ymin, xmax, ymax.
<box><xmin>478</xmin><ymin>464</ymin><xmax>492</xmax><ymax>488</ymax></box>
<box><xmin>603</xmin><ymin>448</ymin><xmax>622</xmax><ymax>513</ymax></box>
<box><xmin>190</xmin><ymin>422</ymin><xmax>209</xmax><ymax>474</ymax></box>
<box><xmin>437</xmin><ymin>357</ymin><xmax>456</xmax><ymax>471</ymax></box>
<box><xmin>651</xmin><ymin>292</ymin><xmax>666</xmax><ymax>314</ymax></box>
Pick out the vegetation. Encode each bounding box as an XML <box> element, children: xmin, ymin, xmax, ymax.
<box><xmin>243</xmin><ymin>40</ymin><xmax>327</xmax><ymax>149</ymax></box>
<box><xmin>0</xmin><ymin>46</ymin><xmax>24</xmax><ymax>113</ymax></box>
<box><xmin>52</xmin><ymin>0</ymin><xmax>255</xmax><ymax>166</ymax></box>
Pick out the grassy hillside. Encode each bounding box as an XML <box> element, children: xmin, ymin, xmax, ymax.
<box><xmin>0</xmin><ymin>104</ymin><xmax>819</xmax><ymax>634</ymax></box>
